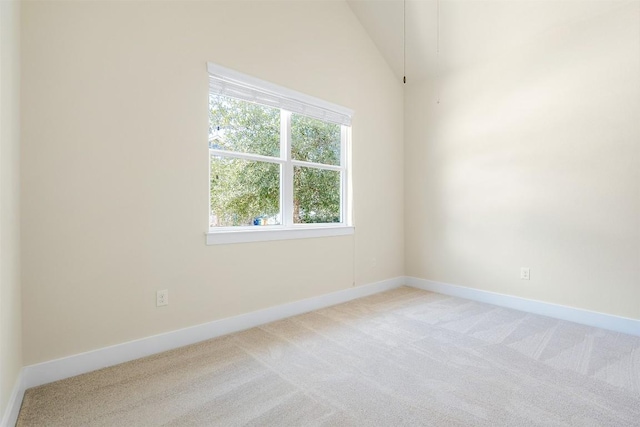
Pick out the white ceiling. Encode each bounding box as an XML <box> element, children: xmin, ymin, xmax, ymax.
<box><xmin>347</xmin><ymin>0</ymin><xmax>630</xmax><ymax>83</ymax></box>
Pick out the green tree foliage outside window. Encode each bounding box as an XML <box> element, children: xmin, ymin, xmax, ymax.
<box><xmin>210</xmin><ymin>95</ymin><xmax>342</xmax><ymax>227</ymax></box>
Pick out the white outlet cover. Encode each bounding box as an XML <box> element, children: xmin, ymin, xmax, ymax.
<box><xmin>520</xmin><ymin>268</ymin><xmax>530</xmax><ymax>280</ymax></box>
<box><xmin>156</xmin><ymin>290</ymin><xmax>169</xmax><ymax>306</ymax></box>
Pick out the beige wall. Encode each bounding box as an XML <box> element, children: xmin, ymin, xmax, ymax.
<box><xmin>21</xmin><ymin>0</ymin><xmax>404</xmax><ymax>365</ymax></box>
<box><xmin>0</xmin><ymin>0</ymin><xmax>22</xmax><ymax>416</ymax></box>
<box><xmin>20</xmin><ymin>0</ymin><xmax>637</xmax><ymax>372</ymax></box>
<box><xmin>405</xmin><ymin>2</ymin><xmax>640</xmax><ymax>319</ymax></box>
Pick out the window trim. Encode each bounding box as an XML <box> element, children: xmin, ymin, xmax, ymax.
<box><xmin>206</xmin><ymin>63</ymin><xmax>353</xmax><ymax>245</ymax></box>
<box><xmin>206</xmin><ymin>225</ymin><xmax>355</xmax><ymax>245</ymax></box>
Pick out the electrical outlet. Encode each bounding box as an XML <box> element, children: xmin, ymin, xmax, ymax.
<box><xmin>156</xmin><ymin>289</ymin><xmax>169</xmax><ymax>307</ymax></box>
<box><xmin>520</xmin><ymin>268</ymin><xmax>530</xmax><ymax>280</ymax></box>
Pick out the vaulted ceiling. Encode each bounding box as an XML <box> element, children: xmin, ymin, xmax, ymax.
<box><xmin>346</xmin><ymin>0</ymin><xmax>628</xmax><ymax>84</ymax></box>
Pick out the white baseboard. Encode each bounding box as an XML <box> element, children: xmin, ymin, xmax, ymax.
<box><xmin>22</xmin><ymin>277</ymin><xmax>405</xmax><ymax>390</ymax></box>
<box><xmin>0</xmin><ymin>370</ymin><xmax>24</xmax><ymax>427</ymax></box>
<box><xmin>15</xmin><ymin>274</ymin><xmax>637</xmax><ymax>425</ymax></box>
<box><xmin>406</xmin><ymin>277</ymin><xmax>640</xmax><ymax>337</ymax></box>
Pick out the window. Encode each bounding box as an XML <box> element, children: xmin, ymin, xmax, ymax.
<box><xmin>207</xmin><ymin>63</ymin><xmax>353</xmax><ymax>245</ymax></box>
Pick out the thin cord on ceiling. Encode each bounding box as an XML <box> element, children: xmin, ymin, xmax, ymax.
<box><xmin>403</xmin><ymin>0</ymin><xmax>406</xmax><ymax>84</ymax></box>
<box><xmin>436</xmin><ymin>0</ymin><xmax>440</xmax><ymax>104</ymax></box>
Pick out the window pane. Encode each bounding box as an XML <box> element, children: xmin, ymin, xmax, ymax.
<box><xmin>293</xmin><ymin>166</ymin><xmax>340</xmax><ymax>224</ymax></box>
<box><xmin>209</xmin><ymin>95</ymin><xmax>280</xmax><ymax>157</ymax></box>
<box><xmin>291</xmin><ymin>114</ymin><xmax>341</xmax><ymax>166</ymax></box>
<box><xmin>210</xmin><ymin>157</ymin><xmax>281</xmax><ymax>227</ymax></box>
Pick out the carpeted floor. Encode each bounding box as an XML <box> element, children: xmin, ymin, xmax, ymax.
<box><xmin>17</xmin><ymin>287</ymin><xmax>640</xmax><ymax>426</ymax></box>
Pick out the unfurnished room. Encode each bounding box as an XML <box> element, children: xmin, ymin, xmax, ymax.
<box><xmin>0</xmin><ymin>0</ymin><xmax>639</xmax><ymax>425</ymax></box>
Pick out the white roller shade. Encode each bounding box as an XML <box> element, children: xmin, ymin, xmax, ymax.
<box><xmin>207</xmin><ymin>63</ymin><xmax>352</xmax><ymax>126</ymax></box>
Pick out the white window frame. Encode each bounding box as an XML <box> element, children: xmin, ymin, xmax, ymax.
<box><xmin>206</xmin><ymin>63</ymin><xmax>354</xmax><ymax>245</ymax></box>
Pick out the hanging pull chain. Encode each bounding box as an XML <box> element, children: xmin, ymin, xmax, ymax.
<box><xmin>403</xmin><ymin>0</ymin><xmax>407</xmax><ymax>84</ymax></box>
<box><xmin>436</xmin><ymin>0</ymin><xmax>440</xmax><ymax>104</ymax></box>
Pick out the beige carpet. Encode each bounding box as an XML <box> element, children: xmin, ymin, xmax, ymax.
<box><xmin>17</xmin><ymin>287</ymin><xmax>640</xmax><ymax>426</ymax></box>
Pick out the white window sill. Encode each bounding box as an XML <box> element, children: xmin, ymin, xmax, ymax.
<box><xmin>206</xmin><ymin>226</ymin><xmax>354</xmax><ymax>245</ymax></box>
